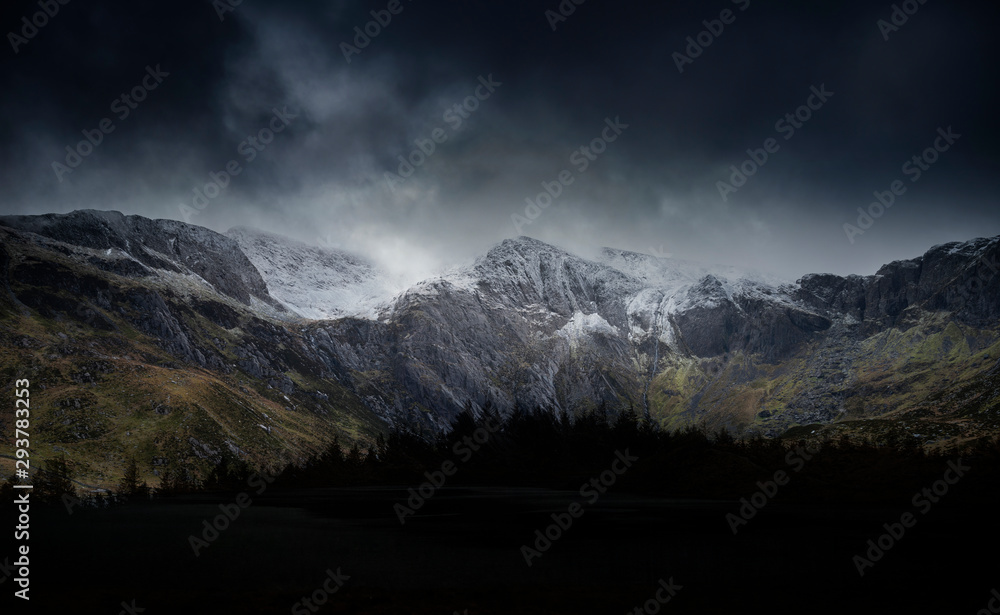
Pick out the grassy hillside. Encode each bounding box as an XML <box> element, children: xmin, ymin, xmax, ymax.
<box><xmin>646</xmin><ymin>313</ymin><xmax>1000</xmax><ymax>448</ymax></box>
<box><xmin>0</xmin><ymin>233</ymin><xmax>387</xmax><ymax>490</ymax></box>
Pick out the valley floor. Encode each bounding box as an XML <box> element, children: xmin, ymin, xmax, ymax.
<box><xmin>21</xmin><ymin>486</ymin><xmax>999</xmax><ymax>614</ymax></box>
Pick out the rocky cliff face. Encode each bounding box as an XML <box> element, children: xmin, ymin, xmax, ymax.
<box><xmin>796</xmin><ymin>237</ymin><xmax>1000</xmax><ymax>331</ymax></box>
<box><xmin>1</xmin><ymin>210</ymin><xmax>998</xmax><ymax>477</ymax></box>
<box><xmin>304</xmin><ymin>233</ymin><xmax>999</xmax><ymax>439</ymax></box>
<box><xmin>0</xmin><ymin>210</ymin><xmax>282</xmax><ymax>309</ymax></box>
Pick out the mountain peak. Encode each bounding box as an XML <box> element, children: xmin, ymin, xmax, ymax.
<box><xmin>225</xmin><ymin>227</ymin><xmax>398</xmax><ymax>320</ymax></box>
<box><xmin>1</xmin><ymin>209</ymin><xmax>276</xmax><ymax>307</ymax></box>
<box><xmin>491</xmin><ymin>236</ymin><xmax>575</xmax><ymax>257</ymax></box>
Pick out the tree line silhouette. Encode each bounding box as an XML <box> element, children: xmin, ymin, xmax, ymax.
<box><xmin>5</xmin><ymin>401</ymin><xmax>999</xmax><ymax>507</ymax></box>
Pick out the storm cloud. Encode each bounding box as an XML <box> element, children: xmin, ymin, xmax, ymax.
<box><xmin>1</xmin><ymin>0</ymin><xmax>997</xmax><ymax>283</ymax></box>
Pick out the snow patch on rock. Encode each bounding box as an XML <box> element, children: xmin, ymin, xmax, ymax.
<box><xmin>227</xmin><ymin>227</ymin><xmax>402</xmax><ymax>320</ymax></box>
<box><xmin>557</xmin><ymin>311</ymin><xmax>619</xmax><ymax>345</ymax></box>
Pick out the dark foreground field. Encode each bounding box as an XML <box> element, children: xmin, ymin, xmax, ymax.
<box><xmin>16</xmin><ymin>485</ymin><xmax>1000</xmax><ymax>614</ymax></box>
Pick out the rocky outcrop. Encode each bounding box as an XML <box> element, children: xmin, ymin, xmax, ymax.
<box><xmin>2</xmin><ymin>211</ymin><xmax>998</xmax><ymax>438</ymax></box>
<box><xmin>795</xmin><ymin>236</ymin><xmax>1000</xmax><ymax>331</ymax></box>
<box><xmin>0</xmin><ymin>210</ymin><xmax>282</xmax><ymax>309</ymax></box>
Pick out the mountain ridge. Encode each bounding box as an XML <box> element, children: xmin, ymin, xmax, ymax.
<box><xmin>1</xmin><ymin>210</ymin><xmax>998</xmax><ymax>487</ymax></box>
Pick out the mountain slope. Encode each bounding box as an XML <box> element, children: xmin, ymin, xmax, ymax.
<box><xmin>313</xmin><ymin>234</ymin><xmax>999</xmax><ymax>442</ymax></box>
<box><xmin>0</xmin><ymin>210</ymin><xmax>283</xmax><ymax>311</ymax></box>
<box><xmin>226</xmin><ymin>227</ymin><xmax>401</xmax><ymax>320</ymax></box>
<box><xmin>2</xmin><ymin>211</ymin><xmax>998</xmax><ymax>488</ymax></box>
<box><xmin>0</xmin><ymin>214</ymin><xmax>389</xmax><ymax>488</ymax></box>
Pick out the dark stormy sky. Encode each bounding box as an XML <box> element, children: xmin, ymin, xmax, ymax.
<box><xmin>1</xmin><ymin>0</ymin><xmax>998</xmax><ymax>283</ymax></box>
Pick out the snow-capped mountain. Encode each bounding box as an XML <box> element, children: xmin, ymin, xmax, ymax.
<box><xmin>323</xmin><ymin>236</ymin><xmax>838</xmax><ymax>425</ymax></box>
<box><xmin>2</xmin><ymin>210</ymin><xmax>999</xmax><ymax>451</ymax></box>
<box><xmin>226</xmin><ymin>227</ymin><xmax>402</xmax><ymax>320</ymax></box>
